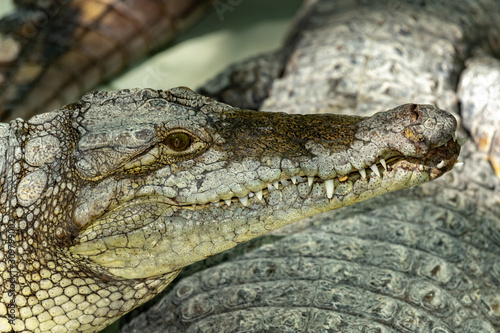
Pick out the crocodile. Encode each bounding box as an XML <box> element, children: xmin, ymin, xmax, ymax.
<box><xmin>0</xmin><ymin>1</ymin><xmax>497</xmax><ymax>333</ymax></box>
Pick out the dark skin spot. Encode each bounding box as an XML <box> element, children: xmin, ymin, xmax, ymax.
<box><xmin>424</xmin><ymin>291</ymin><xmax>435</xmax><ymax>303</ymax></box>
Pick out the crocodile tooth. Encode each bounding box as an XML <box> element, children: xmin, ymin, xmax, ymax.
<box><xmin>455</xmin><ymin>161</ymin><xmax>464</xmax><ymax>167</ymax></box>
<box><xmin>281</xmin><ymin>179</ymin><xmax>290</xmax><ymax>187</ymax></box>
<box><xmin>296</xmin><ymin>175</ymin><xmax>305</xmax><ymax>183</ymax></box>
<box><xmin>380</xmin><ymin>158</ymin><xmax>387</xmax><ymax>170</ymax></box>
<box><xmin>273</xmin><ymin>181</ymin><xmax>279</xmax><ymax>189</ymax></box>
<box><xmin>225</xmin><ymin>199</ymin><xmax>232</xmax><ymax>206</ymax></box>
<box><xmin>325</xmin><ymin>179</ymin><xmax>334</xmax><ymax>199</ymax></box>
<box><xmin>256</xmin><ymin>190</ymin><xmax>263</xmax><ymax>201</ymax></box>
<box><xmin>458</xmin><ymin>137</ymin><xmax>467</xmax><ymax>146</ymax></box>
<box><xmin>436</xmin><ymin>160</ymin><xmax>445</xmax><ymax>169</ymax></box>
<box><xmin>419</xmin><ymin>164</ymin><xmax>424</xmax><ymax>171</ymax></box>
<box><xmin>308</xmin><ymin>176</ymin><xmax>314</xmax><ymax>187</ymax></box>
<box><xmin>248</xmin><ymin>192</ymin><xmax>255</xmax><ymax>198</ymax></box>
<box><xmin>214</xmin><ymin>202</ymin><xmax>220</xmax><ymax>207</ymax></box>
<box><xmin>451</xmin><ymin>131</ymin><xmax>457</xmax><ymax>141</ymax></box>
<box><xmin>239</xmin><ymin>196</ymin><xmax>249</xmax><ymax>207</ymax></box>
<box><xmin>291</xmin><ymin>176</ymin><xmax>297</xmax><ymax>184</ymax></box>
<box><xmin>267</xmin><ymin>183</ymin><xmax>274</xmax><ymax>191</ymax></box>
<box><xmin>359</xmin><ymin>168</ymin><xmax>366</xmax><ymax>179</ymax></box>
<box><xmin>370</xmin><ymin>164</ymin><xmax>380</xmax><ymax>177</ymax></box>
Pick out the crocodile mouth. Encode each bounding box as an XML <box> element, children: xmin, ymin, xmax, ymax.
<box><xmin>176</xmin><ymin>137</ymin><xmax>461</xmax><ymax>210</ymax></box>
<box><xmin>71</xmin><ymin>137</ymin><xmax>460</xmax><ymax>246</ymax></box>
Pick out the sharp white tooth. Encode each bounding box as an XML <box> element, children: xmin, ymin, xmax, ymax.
<box><xmin>458</xmin><ymin>137</ymin><xmax>467</xmax><ymax>146</ymax></box>
<box><xmin>436</xmin><ymin>160</ymin><xmax>445</xmax><ymax>169</ymax></box>
<box><xmin>419</xmin><ymin>164</ymin><xmax>424</xmax><ymax>171</ymax></box>
<box><xmin>239</xmin><ymin>196</ymin><xmax>249</xmax><ymax>207</ymax></box>
<box><xmin>225</xmin><ymin>199</ymin><xmax>232</xmax><ymax>206</ymax></box>
<box><xmin>380</xmin><ymin>158</ymin><xmax>387</xmax><ymax>170</ymax></box>
<box><xmin>325</xmin><ymin>179</ymin><xmax>334</xmax><ymax>199</ymax></box>
<box><xmin>359</xmin><ymin>168</ymin><xmax>366</xmax><ymax>179</ymax></box>
<box><xmin>214</xmin><ymin>202</ymin><xmax>220</xmax><ymax>207</ymax></box>
<box><xmin>248</xmin><ymin>192</ymin><xmax>255</xmax><ymax>198</ymax></box>
<box><xmin>291</xmin><ymin>176</ymin><xmax>297</xmax><ymax>184</ymax></box>
<box><xmin>370</xmin><ymin>164</ymin><xmax>380</xmax><ymax>177</ymax></box>
<box><xmin>256</xmin><ymin>190</ymin><xmax>263</xmax><ymax>201</ymax></box>
<box><xmin>455</xmin><ymin>161</ymin><xmax>464</xmax><ymax>167</ymax></box>
<box><xmin>281</xmin><ymin>179</ymin><xmax>290</xmax><ymax>187</ymax></box>
<box><xmin>273</xmin><ymin>181</ymin><xmax>279</xmax><ymax>189</ymax></box>
<box><xmin>308</xmin><ymin>176</ymin><xmax>314</xmax><ymax>187</ymax></box>
<box><xmin>451</xmin><ymin>132</ymin><xmax>457</xmax><ymax>141</ymax></box>
<box><xmin>268</xmin><ymin>183</ymin><xmax>273</xmax><ymax>191</ymax></box>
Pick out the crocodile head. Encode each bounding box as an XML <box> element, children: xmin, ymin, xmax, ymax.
<box><xmin>65</xmin><ymin>87</ymin><xmax>460</xmax><ymax>279</ymax></box>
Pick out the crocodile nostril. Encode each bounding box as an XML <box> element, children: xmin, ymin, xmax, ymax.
<box><xmin>409</xmin><ymin>104</ymin><xmax>420</xmax><ymax>121</ymax></box>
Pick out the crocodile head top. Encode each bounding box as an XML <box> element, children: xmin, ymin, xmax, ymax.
<box><xmin>2</xmin><ymin>87</ymin><xmax>460</xmax><ymax>331</ymax></box>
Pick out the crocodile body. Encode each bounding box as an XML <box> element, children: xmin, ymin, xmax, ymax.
<box><xmin>0</xmin><ymin>1</ymin><xmax>498</xmax><ymax>333</ymax></box>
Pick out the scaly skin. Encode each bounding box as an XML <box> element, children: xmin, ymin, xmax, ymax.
<box><xmin>0</xmin><ymin>85</ymin><xmax>459</xmax><ymax>332</ymax></box>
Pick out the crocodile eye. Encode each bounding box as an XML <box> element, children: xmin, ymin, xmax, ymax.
<box><xmin>166</xmin><ymin>132</ymin><xmax>191</xmax><ymax>151</ymax></box>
